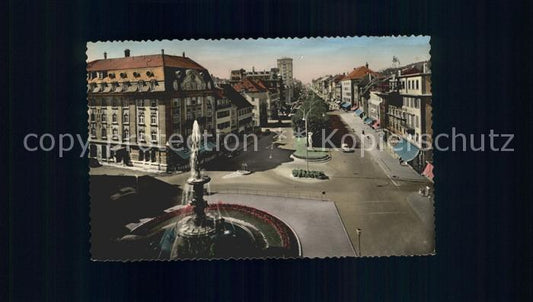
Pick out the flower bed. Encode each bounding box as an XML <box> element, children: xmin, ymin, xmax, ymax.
<box><xmin>291</xmin><ymin>169</ymin><xmax>328</xmax><ymax>179</ymax></box>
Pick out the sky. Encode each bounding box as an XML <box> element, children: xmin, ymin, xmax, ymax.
<box><xmin>87</xmin><ymin>36</ymin><xmax>430</xmax><ymax>84</ymax></box>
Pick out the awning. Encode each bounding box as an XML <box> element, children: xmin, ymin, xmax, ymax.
<box><xmin>422</xmin><ymin>162</ymin><xmax>434</xmax><ymax>181</ymax></box>
<box><xmin>341</xmin><ymin>102</ymin><xmax>351</xmax><ymax>109</ymax></box>
<box><xmin>173</xmin><ymin>149</ymin><xmax>191</xmax><ymax>160</ymax></box>
<box><xmin>392</xmin><ymin>139</ymin><xmax>420</xmax><ymax>162</ymax></box>
<box><xmin>355</xmin><ymin>109</ymin><xmax>363</xmax><ymax>116</ymax></box>
<box><xmin>200</xmin><ymin>141</ymin><xmax>217</xmax><ymax>152</ymax></box>
<box><xmin>364</xmin><ymin>117</ymin><xmax>374</xmax><ymax>124</ymax></box>
<box><xmin>172</xmin><ymin>141</ymin><xmax>217</xmax><ymax>160</ymax></box>
<box><xmin>110</xmin><ymin>145</ymin><xmax>125</xmax><ymax>152</ymax></box>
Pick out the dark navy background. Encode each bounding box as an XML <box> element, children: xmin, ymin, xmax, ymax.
<box><xmin>3</xmin><ymin>0</ymin><xmax>532</xmax><ymax>301</ymax></box>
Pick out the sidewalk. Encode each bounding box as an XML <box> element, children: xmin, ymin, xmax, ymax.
<box><xmin>406</xmin><ymin>192</ymin><xmax>434</xmax><ymax>227</ymax></box>
<box><xmin>338</xmin><ymin>111</ymin><xmax>426</xmax><ymax>183</ymax></box>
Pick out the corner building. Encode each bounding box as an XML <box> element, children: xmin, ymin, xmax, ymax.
<box><xmin>87</xmin><ymin>50</ymin><xmax>217</xmax><ymax>171</ymax></box>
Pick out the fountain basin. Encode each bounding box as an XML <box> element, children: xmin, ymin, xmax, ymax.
<box><xmin>124</xmin><ymin>203</ymin><xmax>301</xmax><ymax>259</ymax></box>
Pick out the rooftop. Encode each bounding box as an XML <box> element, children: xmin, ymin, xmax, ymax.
<box><xmin>220</xmin><ymin>84</ymin><xmax>254</xmax><ymax>109</ymax></box>
<box><xmin>342</xmin><ymin>65</ymin><xmax>379</xmax><ymax>81</ymax></box>
<box><xmin>87</xmin><ymin>54</ymin><xmax>207</xmax><ymax>71</ymax></box>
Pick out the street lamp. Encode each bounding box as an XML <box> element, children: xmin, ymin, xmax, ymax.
<box><xmin>355</xmin><ymin>228</ymin><xmax>362</xmax><ymax>256</ymax></box>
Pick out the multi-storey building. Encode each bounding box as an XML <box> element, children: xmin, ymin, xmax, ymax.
<box><xmin>340</xmin><ymin>64</ymin><xmax>378</xmax><ymax>109</ymax></box>
<box><xmin>378</xmin><ymin>62</ymin><xmax>432</xmax><ymax>173</ymax></box>
<box><xmin>87</xmin><ymin>49</ymin><xmax>217</xmax><ymax>172</ymax></box>
<box><xmin>214</xmin><ymin>84</ymin><xmax>254</xmax><ymax>135</ymax></box>
<box><xmin>230</xmin><ymin>67</ymin><xmax>280</xmax><ymax>82</ymax></box>
<box><xmin>219</xmin><ymin>84</ymin><xmax>254</xmax><ymax>134</ymax></box>
<box><xmin>331</xmin><ymin>74</ymin><xmax>345</xmax><ymax>102</ymax></box>
<box><xmin>232</xmin><ymin>78</ymin><xmax>276</xmax><ymax>126</ymax></box>
<box><xmin>277</xmin><ymin>57</ymin><xmax>294</xmax><ymax>103</ymax></box>
<box><xmin>367</xmin><ymin>91</ymin><xmax>384</xmax><ymax>129</ymax></box>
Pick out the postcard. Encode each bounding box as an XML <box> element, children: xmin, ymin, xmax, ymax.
<box><xmin>87</xmin><ymin>37</ymin><xmax>434</xmax><ymax>260</ymax></box>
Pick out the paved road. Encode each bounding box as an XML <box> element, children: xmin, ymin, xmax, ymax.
<box><xmin>338</xmin><ymin>111</ymin><xmax>427</xmax><ymax>183</ymax></box>
<box><xmin>205</xmin><ymin>193</ymin><xmax>355</xmax><ymax>258</ymax></box>
<box><xmin>91</xmin><ymin>111</ymin><xmax>435</xmax><ymax>257</ymax></box>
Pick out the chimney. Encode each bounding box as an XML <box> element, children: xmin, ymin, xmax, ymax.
<box><xmin>365</xmin><ymin>62</ymin><xmax>369</xmax><ymax>69</ymax></box>
<box><xmin>104</xmin><ymin>52</ymin><xmax>107</xmax><ymax>59</ymax></box>
<box><xmin>161</xmin><ymin>49</ymin><xmax>165</xmax><ymax>55</ymax></box>
<box><xmin>423</xmin><ymin>62</ymin><xmax>428</xmax><ymax>73</ymax></box>
<box><xmin>182</xmin><ymin>52</ymin><xmax>185</xmax><ymax>57</ymax></box>
<box><xmin>124</xmin><ymin>49</ymin><xmax>130</xmax><ymax>57</ymax></box>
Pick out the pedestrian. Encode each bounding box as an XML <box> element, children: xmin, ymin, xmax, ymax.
<box><xmin>398</xmin><ymin>157</ymin><xmax>402</xmax><ymax>165</ymax></box>
<box><xmin>362</xmin><ymin>129</ymin><xmax>365</xmax><ymax>136</ymax></box>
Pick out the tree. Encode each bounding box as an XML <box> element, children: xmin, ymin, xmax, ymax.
<box><xmin>291</xmin><ymin>95</ymin><xmax>329</xmax><ymax>138</ymax></box>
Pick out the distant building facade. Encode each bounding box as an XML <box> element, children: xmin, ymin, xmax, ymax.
<box><xmin>277</xmin><ymin>57</ymin><xmax>294</xmax><ymax>103</ymax></box>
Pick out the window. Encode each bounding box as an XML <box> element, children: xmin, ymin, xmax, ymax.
<box><xmin>112</xmin><ymin>113</ymin><xmax>117</xmax><ymax>123</ymax></box>
<box><xmin>90</xmin><ymin>113</ymin><xmax>95</xmax><ymax>122</ymax></box>
<box><xmin>138</xmin><ymin>112</ymin><xmax>145</xmax><ymax>124</ymax></box>
<box><xmin>217</xmin><ymin>110</ymin><xmax>230</xmax><ymax>119</ymax></box>
<box><xmin>416</xmin><ymin>115</ymin><xmax>420</xmax><ymax>128</ymax></box>
<box><xmin>136</xmin><ymin>99</ymin><xmax>144</xmax><ymax>107</ymax></box>
<box><xmin>90</xmin><ymin>127</ymin><xmax>96</xmax><ymax>137</ymax></box>
<box><xmin>151</xmin><ymin>113</ymin><xmax>157</xmax><ymax>125</ymax></box>
<box><xmin>101</xmin><ymin>127</ymin><xmax>107</xmax><ymax>138</ymax></box>
<box><xmin>101</xmin><ymin>113</ymin><xmax>107</xmax><ymax>123</ymax></box>
<box><xmin>151</xmin><ymin>130</ymin><xmax>157</xmax><ymax>142</ymax></box>
<box><xmin>138</xmin><ymin>129</ymin><xmax>145</xmax><ymax>142</ymax></box>
<box><xmin>123</xmin><ymin>112</ymin><xmax>129</xmax><ymax>123</ymax></box>
<box><xmin>123</xmin><ymin>129</ymin><xmax>129</xmax><ymax>140</ymax></box>
<box><xmin>150</xmin><ymin>100</ymin><xmax>157</xmax><ymax>107</ymax></box>
<box><xmin>112</xmin><ymin>128</ymin><xmax>118</xmax><ymax>140</ymax></box>
<box><xmin>416</xmin><ymin>80</ymin><xmax>419</xmax><ymax>90</ymax></box>
<box><xmin>416</xmin><ymin>99</ymin><xmax>421</xmax><ymax>109</ymax></box>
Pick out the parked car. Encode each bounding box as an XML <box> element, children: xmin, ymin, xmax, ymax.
<box><xmin>341</xmin><ymin>143</ymin><xmax>355</xmax><ymax>153</ymax></box>
<box><xmin>224</xmin><ymin>150</ymin><xmax>240</xmax><ymax>159</ymax></box>
<box><xmin>110</xmin><ymin>187</ymin><xmax>137</xmax><ymax>200</ymax></box>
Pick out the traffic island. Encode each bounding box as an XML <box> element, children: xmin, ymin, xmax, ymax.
<box><xmin>292</xmin><ymin>137</ymin><xmax>331</xmax><ymax>162</ymax></box>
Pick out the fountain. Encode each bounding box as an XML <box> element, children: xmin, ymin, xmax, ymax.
<box><xmin>122</xmin><ymin>120</ymin><xmax>301</xmax><ymax>260</ymax></box>
<box><xmin>170</xmin><ymin>120</ymin><xmax>220</xmax><ymax>258</ymax></box>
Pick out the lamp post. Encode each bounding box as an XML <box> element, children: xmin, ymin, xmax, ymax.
<box><xmin>355</xmin><ymin>228</ymin><xmax>362</xmax><ymax>256</ymax></box>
